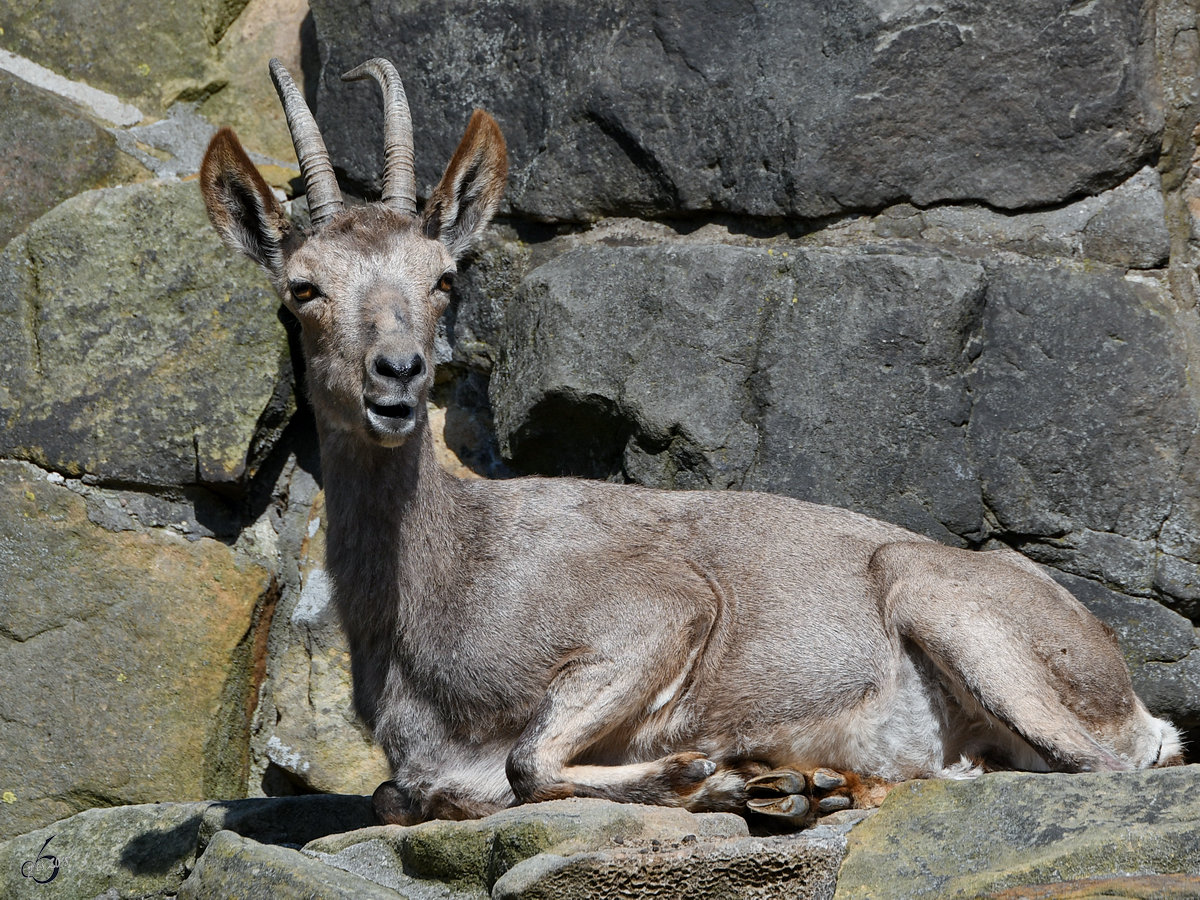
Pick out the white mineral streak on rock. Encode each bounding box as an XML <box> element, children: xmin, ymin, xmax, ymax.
<box><xmin>0</xmin><ymin>49</ymin><xmax>143</xmax><ymax>126</ymax></box>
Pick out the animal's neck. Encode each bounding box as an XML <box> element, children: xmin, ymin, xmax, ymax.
<box><xmin>318</xmin><ymin>415</ymin><xmax>465</xmax><ymax>617</ymax></box>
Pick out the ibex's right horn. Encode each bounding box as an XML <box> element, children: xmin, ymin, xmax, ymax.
<box><xmin>342</xmin><ymin>58</ymin><xmax>417</xmax><ymax>216</ymax></box>
<box><xmin>269</xmin><ymin>58</ymin><xmax>344</xmax><ymax>228</ymax></box>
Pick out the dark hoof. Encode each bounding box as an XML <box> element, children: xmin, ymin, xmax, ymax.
<box><xmin>744</xmin><ymin>767</ymin><xmax>856</xmax><ymax>827</ymax></box>
<box><xmin>817</xmin><ymin>794</ymin><xmax>852</xmax><ymax>812</ymax></box>
<box><xmin>811</xmin><ymin>768</ymin><xmax>847</xmax><ymax>791</ymax></box>
<box><xmin>373</xmin><ymin>780</ymin><xmax>419</xmax><ymax>826</ymax></box>
<box><xmin>747</xmin><ymin>793</ymin><xmax>811</xmax><ymax>823</ymax></box>
<box><xmin>747</xmin><ymin>771</ymin><xmax>806</xmax><ymax>797</ymax></box>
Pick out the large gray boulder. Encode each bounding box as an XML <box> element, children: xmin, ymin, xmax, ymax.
<box><xmin>308</xmin><ymin>0</ymin><xmax>1159</xmax><ymax>221</ymax></box>
<box><xmin>0</xmin><ymin>180</ymin><xmax>292</xmax><ymax>490</ymax></box>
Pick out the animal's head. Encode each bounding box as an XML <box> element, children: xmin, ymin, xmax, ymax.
<box><xmin>200</xmin><ymin>58</ymin><xmax>507</xmax><ymax>447</ymax></box>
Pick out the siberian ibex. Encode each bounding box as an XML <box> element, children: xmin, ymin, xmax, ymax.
<box><xmin>201</xmin><ymin>58</ymin><xmax>1182</xmax><ymax>827</ymax></box>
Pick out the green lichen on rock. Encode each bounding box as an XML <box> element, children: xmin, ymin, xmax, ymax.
<box><xmin>834</xmin><ymin>767</ymin><xmax>1200</xmax><ymax>900</ymax></box>
<box><xmin>0</xmin><ymin>180</ymin><xmax>292</xmax><ymax>490</ymax></box>
<box><xmin>0</xmin><ymin>72</ymin><xmax>147</xmax><ymax>249</ymax></box>
<box><xmin>0</xmin><ymin>0</ymin><xmax>233</xmax><ymax>111</ymax></box>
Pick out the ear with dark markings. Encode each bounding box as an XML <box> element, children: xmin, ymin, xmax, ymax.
<box><xmin>200</xmin><ymin>127</ymin><xmax>293</xmax><ymax>277</ymax></box>
<box><xmin>422</xmin><ymin>109</ymin><xmax>508</xmax><ymax>260</ymax></box>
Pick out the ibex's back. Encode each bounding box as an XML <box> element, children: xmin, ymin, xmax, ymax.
<box><xmin>201</xmin><ymin>58</ymin><xmax>1182</xmax><ymax>828</ymax></box>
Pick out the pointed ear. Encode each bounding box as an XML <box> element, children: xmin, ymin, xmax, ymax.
<box><xmin>422</xmin><ymin>110</ymin><xmax>507</xmax><ymax>259</ymax></box>
<box><xmin>200</xmin><ymin>127</ymin><xmax>293</xmax><ymax>276</ymax></box>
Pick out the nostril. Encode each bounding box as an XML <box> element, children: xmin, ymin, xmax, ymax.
<box><xmin>375</xmin><ymin>353</ymin><xmax>424</xmax><ymax>382</ymax></box>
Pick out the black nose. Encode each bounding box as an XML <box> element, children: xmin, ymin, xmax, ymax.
<box><xmin>374</xmin><ymin>352</ymin><xmax>424</xmax><ymax>383</ymax></box>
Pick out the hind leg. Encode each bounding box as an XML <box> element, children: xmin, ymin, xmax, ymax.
<box><xmin>872</xmin><ymin>541</ymin><xmax>1175</xmax><ymax>772</ymax></box>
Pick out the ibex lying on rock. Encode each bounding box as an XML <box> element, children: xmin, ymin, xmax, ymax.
<box><xmin>201</xmin><ymin>58</ymin><xmax>1182</xmax><ymax>827</ymax></box>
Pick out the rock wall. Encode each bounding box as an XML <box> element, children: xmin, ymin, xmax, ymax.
<box><xmin>2</xmin><ymin>0</ymin><xmax>1200</xmax><ymax>895</ymax></box>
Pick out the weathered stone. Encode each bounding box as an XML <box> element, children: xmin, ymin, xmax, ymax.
<box><xmin>445</xmin><ymin>227</ymin><xmax>535</xmax><ymax>375</ymax></box>
<box><xmin>0</xmin><ymin>71</ymin><xmax>144</xmax><ymax>248</ymax></box>
<box><xmin>968</xmin><ymin>263</ymin><xmax>1200</xmax><ymax>590</ymax></box>
<box><xmin>985</xmin><ymin>874</ymin><xmax>1200</xmax><ymax>900</ymax></box>
<box><xmin>197</xmin><ymin>0</ymin><xmax>311</xmax><ymax>164</ymax></box>
<box><xmin>492</xmin><ymin>240</ymin><xmax>988</xmax><ymax>543</ymax></box>
<box><xmin>0</xmin><ymin>0</ymin><xmax>233</xmax><ymax>112</ymax></box>
<box><xmin>833</xmin><ymin>766</ymin><xmax>1200</xmax><ymax>899</ymax></box>
<box><xmin>492</xmin><ymin>830</ymin><xmax>846</xmax><ymax>900</ymax></box>
<box><xmin>0</xmin><ymin>801</ymin><xmax>210</xmax><ymax>899</ymax></box>
<box><xmin>0</xmin><ymin>460</ymin><xmax>271</xmax><ymax>839</ymax></box>
<box><xmin>310</xmin><ymin>0</ymin><xmax>1159</xmax><ymax>221</ymax></box>
<box><xmin>306</xmin><ymin>798</ymin><xmax>749</xmax><ymax>897</ymax></box>
<box><xmin>179</xmin><ymin>829</ymin><xmax>405</xmax><ymax>900</ymax></box>
<box><xmin>0</xmin><ymin>180</ymin><xmax>292</xmax><ymax>489</ymax></box>
<box><xmin>901</xmin><ymin>167</ymin><xmax>1170</xmax><ymax>269</ymax></box>
<box><xmin>739</xmin><ymin>247</ymin><xmax>987</xmax><ymax>545</ymax></box>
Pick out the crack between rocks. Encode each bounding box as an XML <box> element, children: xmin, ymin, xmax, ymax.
<box><xmin>24</xmin><ymin>243</ymin><xmax>45</xmax><ymax>378</ymax></box>
<box><xmin>734</xmin><ymin>289</ymin><xmax>781</xmax><ymax>489</ymax></box>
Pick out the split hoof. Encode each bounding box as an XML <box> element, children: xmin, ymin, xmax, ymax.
<box><xmin>744</xmin><ymin>766</ymin><xmax>856</xmax><ymax>827</ymax></box>
<box><xmin>746</xmin><ymin>792</ymin><xmax>811</xmax><ymax>824</ymax></box>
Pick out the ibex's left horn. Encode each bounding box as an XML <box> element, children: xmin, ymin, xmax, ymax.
<box><xmin>269</xmin><ymin>58</ymin><xmax>344</xmax><ymax>228</ymax></box>
<box><xmin>342</xmin><ymin>58</ymin><xmax>417</xmax><ymax>216</ymax></box>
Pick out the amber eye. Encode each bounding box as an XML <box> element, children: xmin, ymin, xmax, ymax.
<box><xmin>436</xmin><ymin>272</ymin><xmax>455</xmax><ymax>293</ymax></box>
<box><xmin>290</xmin><ymin>280</ymin><xmax>319</xmax><ymax>303</ymax></box>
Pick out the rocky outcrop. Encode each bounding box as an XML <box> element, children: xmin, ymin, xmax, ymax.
<box><xmin>0</xmin><ymin>460</ymin><xmax>276</xmax><ymax>840</ymax></box>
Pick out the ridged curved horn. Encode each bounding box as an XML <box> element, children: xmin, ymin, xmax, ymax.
<box><xmin>342</xmin><ymin>58</ymin><xmax>417</xmax><ymax>216</ymax></box>
<box><xmin>269</xmin><ymin>58</ymin><xmax>343</xmax><ymax>228</ymax></box>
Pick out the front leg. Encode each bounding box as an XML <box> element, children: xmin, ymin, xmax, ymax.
<box><xmin>505</xmin><ymin>652</ymin><xmax>716</xmax><ymax>807</ymax></box>
<box><xmin>370</xmin><ymin>683</ymin><xmax>514</xmax><ymax>825</ymax></box>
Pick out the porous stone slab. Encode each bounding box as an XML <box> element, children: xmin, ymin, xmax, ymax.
<box><xmin>305</xmin><ymin>798</ymin><xmax>751</xmax><ymax>898</ymax></box>
<box><xmin>833</xmin><ymin>766</ymin><xmax>1200</xmax><ymax>900</ymax></box>
<box><xmin>0</xmin><ymin>180</ymin><xmax>292</xmax><ymax>489</ymax></box>
<box><xmin>492</xmin><ymin>830</ymin><xmax>847</xmax><ymax>900</ymax></box>
<box><xmin>0</xmin><ymin>460</ymin><xmax>271</xmax><ymax>839</ymax></box>
<box><xmin>309</xmin><ymin>0</ymin><xmax>1158</xmax><ymax>220</ymax></box>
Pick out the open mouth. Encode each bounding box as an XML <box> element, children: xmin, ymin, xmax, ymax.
<box><xmin>366</xmin><ymin>400</ymin><xmax>414</xmax><ymax>421</ymax></box>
